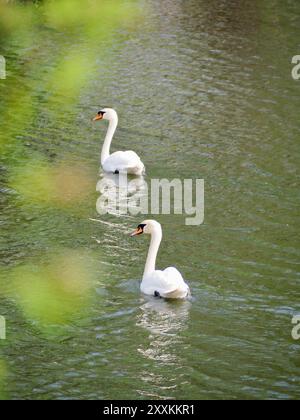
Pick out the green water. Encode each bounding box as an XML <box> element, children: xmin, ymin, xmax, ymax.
<box><xmin>0</xmin><ymin>0</ymin><xmax>300</xmax><ymax>400</ymax></box>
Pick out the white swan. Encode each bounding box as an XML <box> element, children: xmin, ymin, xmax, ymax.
<box><xmin>93</xmin><ymin>108</ymin><xmax>145</xmax><ymax>176</ymax></box>
<box><xmin>131</xmin><ymin>220</ymin><xmax>191</xmax><ymax>299</ymax></box>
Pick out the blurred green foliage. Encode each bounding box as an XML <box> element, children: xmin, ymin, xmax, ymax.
<box><xmin>9</xmin><ymin>249</ymin><xmax>99</xmax><ymax>329</ymax></box>
<box><xmin>10</xmin><ymin>156</ymin><xmax>95</xmax><ymax>208</ymax></box>
<box><xmin>0</xmin><ymin>0</ymin><xmax>141</xmax><ymax>154</ymax></box>
<box><xmin>0</xmin><ymin>0</ymin><xmax>141</xmax><ymax>398</ymax></box>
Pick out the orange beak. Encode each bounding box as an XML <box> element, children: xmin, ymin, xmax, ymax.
<box><xmin>130</xmin><ymin>227</ymin><xmax>144</xmax><ymax>237</ymax></box>
<box><xmin>93</xmin><ymin>114</ymin><xmax>103</xmax><ymax>122</ymax></box>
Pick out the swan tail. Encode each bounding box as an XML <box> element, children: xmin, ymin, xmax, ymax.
<box><xmin>126</xmin><ymin>165</ymin><xmax>145</xmax><ymax>176</ymax></box>
<box><xmin>161</xmin><ymin>288</ymin><xmax>190</xmax><ymax>299</ymax></box>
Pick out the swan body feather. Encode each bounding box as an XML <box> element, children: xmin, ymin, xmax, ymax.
<box><xmin>131</xmin><ymin>220</ymin><xmax>190</xmax><ymax>299</ymax></box>
<box><xmin>141</xmin><ymin>267</ymin><xmax>190</xmax><ymax>299</ymax></box>
<box><xmin>102</xmin><ymin>150</ymin><xmax>145</xmax><ymax>175</ymax></box>
<box><xmin>93</xmin><ymin>108</ymin><xmax>145</xmax><ymax>176</ymax></box>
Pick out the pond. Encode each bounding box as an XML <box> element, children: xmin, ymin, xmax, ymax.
<box><xmin>0</xmin><ymin>0</ymin><xmax>299</xmax><ymax>400</ymax></box>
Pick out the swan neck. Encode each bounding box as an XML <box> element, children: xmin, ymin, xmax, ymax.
<box><xmin>143</xmin><ymin>228</ymin><xmax>162</xmax><ymax>279</ymax></box>
<box><xmin>101</xmin><ymin>116</ymin><xmax>118</xmax><ymax>165</ymax></box>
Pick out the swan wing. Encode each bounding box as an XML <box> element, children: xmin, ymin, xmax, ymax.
<box><xmin>103</xmin><ymin>151</ymin><xmax>145</xmax><ymax>175</ymax></box>
<box><xmin>141</xmin><ymin>267</ymin><xmax>190</xmax><ymax>299</ymax></box>
<box><xmin>162</xmin><ymin>267</ymin><xmax>190</xmax><ymax>298</ymax></box>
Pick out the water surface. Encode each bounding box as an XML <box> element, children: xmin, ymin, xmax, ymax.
<box><xmin>0</xmin><ymin>0</ymin><xmax>300</xmax><ymax>400</ymax></box>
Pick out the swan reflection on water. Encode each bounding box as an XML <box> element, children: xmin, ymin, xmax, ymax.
<box><xmin>96</xmin><ymin>172</ymin><xmax>147</xmax><ymax>218</ymax></box>
<box><xmin>136</xmin><ymin>297</ymin><xmax>191</xmax><ymax>362</ymax></box>
<box><xmin>135</xmin><ymin>297</ymin><xmax>191</xmax><ymax>399</ymax></box>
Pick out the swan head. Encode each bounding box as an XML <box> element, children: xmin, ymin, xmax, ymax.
<box><xmin>93</xmin><ymin>108</ymin><xmax>118</xmax><ymax>122</ymax></box>
<box><xmin>131</xmin><ymin>220</ymin><xmax>162</xmax><ymax>237</ymax></box>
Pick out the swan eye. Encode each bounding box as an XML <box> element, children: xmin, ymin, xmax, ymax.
<box><xmin>138</xmin><ymin>224</ymin><xmax>146</xmax><ymax>232</ymax></box>
<box><xmin>93</xmin><ymin>111</ymin><xmax>106</xmax><ymax>121</ymax></box>
<box><xmin>130</xmin><ymin>223</ymin><xmax>146</xmax><ymax>237</ymax></box>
